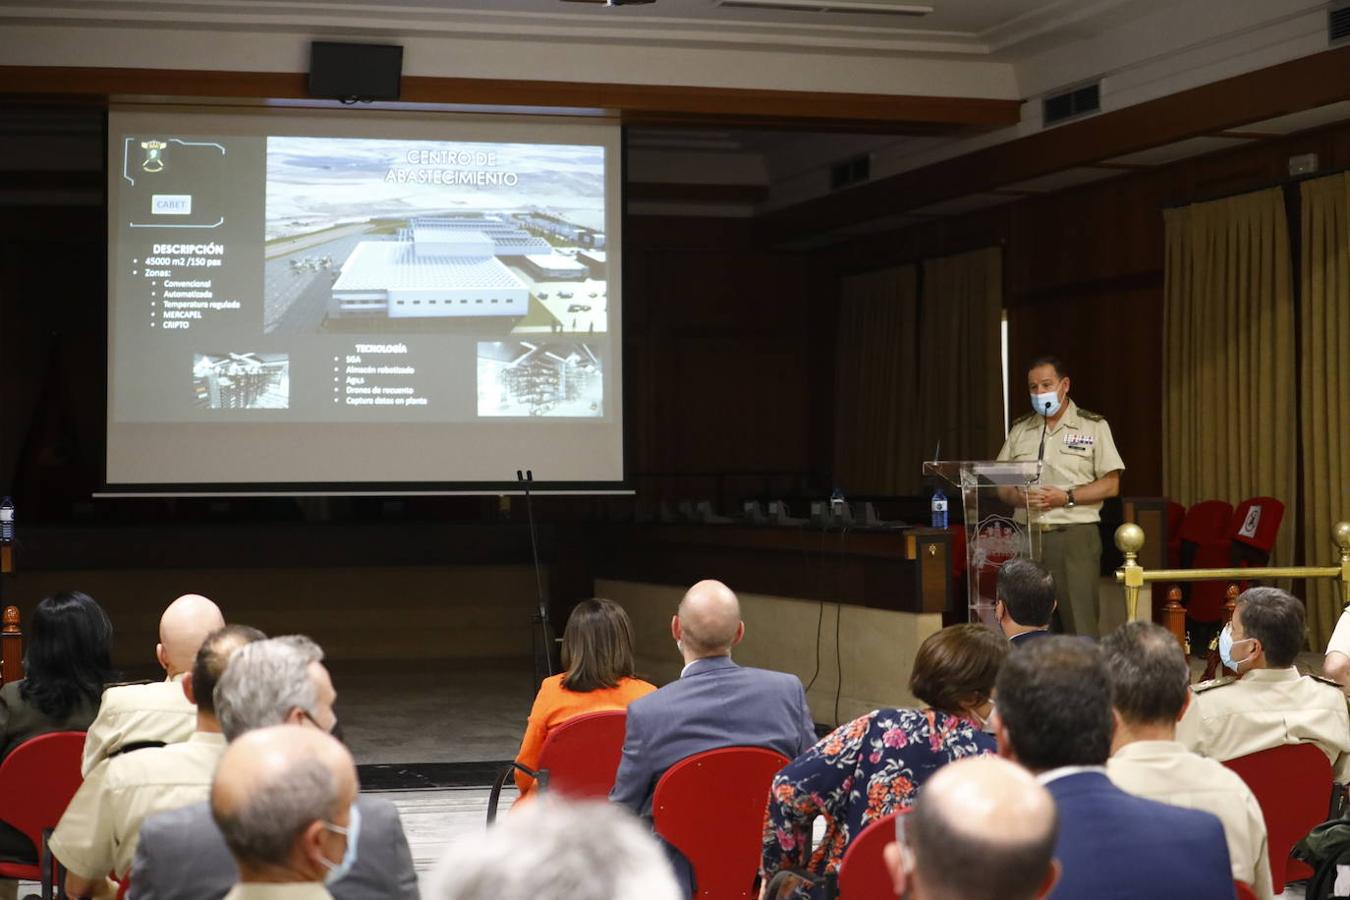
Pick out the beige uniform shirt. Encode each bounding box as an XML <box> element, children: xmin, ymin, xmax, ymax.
<box><xmin>1108</xmin><ymin>740</ymin><xmax>1273</xmax><ymax>899</ymax></box>
<box><xmin>1324</xmin><ymin>607</ymin><xmax>1350</xmax><ymax>659</ymax></box>
<box><xmin>223</xmin><ymin>886</ymin><xmax>335</xmax><ymax>900</ymax></box>
<box><xmin>996</xmin><ymin>400</ymin><xmax>1126</xmax><ymax>525</ymax></box>
<box><xmin>1177</xmin><ymin>667</ymin><xmax>1350</xmax><ymax>781</ymax></box>
<box><xmin>50</xmin><ymin>730</ymin><xmax>226</xmax><ymax>878</ymax></box>
<box><xmin>81</xmin><ymin>675</ymin><xmax>196</xmax><ymax>775</ymax></box>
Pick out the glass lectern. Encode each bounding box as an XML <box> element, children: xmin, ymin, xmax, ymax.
<box><xmin>923</xmin><ymin>460</ymin><xmax>1044</xmax><ymax>627</ymax></box>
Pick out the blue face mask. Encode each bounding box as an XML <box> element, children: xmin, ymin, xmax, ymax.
<box><xmin>1031</xmin><ymin>390</ymin><xmax>1062</xmax><ymax>417</ymax></box>
<box><xmin>321</xmin><ymin>802</ymin><xmax>361</xmax><ymax>885</ymax></box>
<box><xmin>1218</xmin><ymin>625</ymin><xmax>1254</xmax><ymax>672</ymax></box>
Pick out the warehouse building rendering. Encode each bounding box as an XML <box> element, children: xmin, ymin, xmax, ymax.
<box><xmin>330</xmin><ymin>217</ymin><xmax>533</xmax><ymax>319</ymax></box>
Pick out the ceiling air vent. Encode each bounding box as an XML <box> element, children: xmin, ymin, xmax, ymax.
<box><xmin>831</xmin><ymin>154</ymin><xmax>870</xmax><ymax>191</ymax></box>
<box><xmin>1043</xmin><ymin>81</ymin><xmax>1101</xmax><ymax>127</ymax></box>
<box><xmin>1331</xmin><ymin>3</ymin><xmax>1350</xmax><ymax>45</ymax></box>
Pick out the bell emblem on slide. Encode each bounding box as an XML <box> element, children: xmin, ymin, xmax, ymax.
<box><xmin>140</xmin><ymin>140</ymin><xmax>166</xmax><ymax>174</ymax></box>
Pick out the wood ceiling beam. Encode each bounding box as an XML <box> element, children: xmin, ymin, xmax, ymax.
<box><xmin>0</xmin><ymin>66</ymin><xmax>1021</xmax><ymax>134</ymax></box>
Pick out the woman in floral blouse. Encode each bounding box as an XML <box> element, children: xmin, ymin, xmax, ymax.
<box><xmin>761</xmin><ymin>623</ymin><xmax>1008</xmax><ymax>897</ymax></box>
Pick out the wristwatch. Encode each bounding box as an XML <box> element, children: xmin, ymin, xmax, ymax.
<box><xmin>1065</xmin><ymin>489</ymin><xmax>1077</xmax><ymax>508</ymax></box>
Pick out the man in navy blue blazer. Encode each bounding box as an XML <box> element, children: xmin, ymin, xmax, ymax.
<box><xmin>609</xmin><ymin>579</ymin><xmax>816</xmax><ymax>895</ymax></box>
<box><xmin>996</xmin><ymin>557</ymin><xmax>1058</xmax><ymax>647</ymax></box>
<box><xmin>992</xmin><ymin>636</ymin><xmax>1236</xmax><ymax>900</ymax></box>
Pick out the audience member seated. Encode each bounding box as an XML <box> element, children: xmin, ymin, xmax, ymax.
<box><xmin>130</xmin><ymin>636</ymin><xmax>418</xmax><ymax>900</ymax></box>
<box><xmin>83</xmin><ymin>593</ymin><xmax>224</xmax><ymax>774</ymax></box>
<box><xmin>1321</xmin><ymin>605</ymin><xmax>1350</xmax><ymax>686</ymax></box>
<box><xmin>882</xmin><ymin>756</ymin><xmax>1059</xmax><ymax>900</ymax></box>
<box><xmin>0</xmin><ymin>591</ymin><xmax>116</xmax><ymax>900</ymax></box>
<box><xmin>1177</xmin><ymin>586</ymin><xmax>1350</xmax><ymax>780</ymax></box>
<box><xmin>50</xmin><ymin>624</ymin><xmax>262</xmax><ymax>899</ymax></box>
<box><xmin>610</xmin><ymin>579</ymin><xmax>815</xmax><ymax>897</ymax></box>
<box><xmin>994</xmin><ymin>558</ymin><xmax>1056</xmax><ymax>647</ymax></box>
<box><xmin>760</xmin><ymin>624</ymin><xmax>1006</xmax><ymax>897</ymax></box>
<box><xmin>430</xmin><ymin>797</ymin><xmax>680</xmax><ymax>900</ymax></box>
<box><xmin>1103</xmin><ymin>621</ymin><xmax>1273</xmax><ymax>899</ymax></box>
<box><xmin>514</xmin><ymin>598</ymin><xmax>655</xmax><ymax>798</ymax></box>
<box><xmin>993</xmin><ymin>637</ymin><xmax>1234</xmax><ymax>899</ymax></box>
<box><xmin>210</xmin><ymin>724</ymin><xmax>358</xmax><ymax>900</ymax></box>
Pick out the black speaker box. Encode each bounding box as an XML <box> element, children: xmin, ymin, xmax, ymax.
<box><xmin>309</xmin><ymin>42</ymin><xmax>403</xmax><ymax>102</ymax></box>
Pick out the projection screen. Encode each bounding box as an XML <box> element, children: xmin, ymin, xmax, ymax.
<box><xmin>105</xmin><ymin>107</ymin><xmax>624</xmax><ymax>493</ymax></box>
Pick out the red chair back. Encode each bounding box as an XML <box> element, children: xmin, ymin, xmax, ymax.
<box><xmin>1223</xmin><ymin>743</ymin><xmax>1331</xmax><ymax>893</ymax></box>
<box><xmin>1234</xmin><ymin>881</ymin><xmax>1258</xmax><ymax>900</ymax></box>
<box><xmin>0</xmin><ymin>731</ymin><xmax>86</xmax><ymax>884</ymax></box>
<box><xmin>534</xmin><ymin>709</ymin><xmax>628</xmax><ymax>799</ymax></box>
<box><xmin>1178</xmin><ymin>500</ymin><xmax>1234</xmax><ymax>622</ymax></box>
<box><xmin>837</xmin><ymin>810</ymin><xmax>904</xmax><ymax>898</ymax></box>
<box><xmin>1230</xmin><ymin>497</ymin><xmax>1285</xmax><ymax>555</ymax></box>
<box><xmin>652</xmin><ymin>746</ymin><xmax>789</xmax><ymax>899</ymax></box>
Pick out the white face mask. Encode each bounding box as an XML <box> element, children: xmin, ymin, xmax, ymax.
<box><xmin>1031</xmin><ymin>389</ymin><xmax>1062</xmax><ymax>417</ymax></box>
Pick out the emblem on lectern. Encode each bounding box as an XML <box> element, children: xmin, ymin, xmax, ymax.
<box><xmin>140</xmin><ymin>140</ymin><xmax>166</xmax><ymax>173</ymax></box>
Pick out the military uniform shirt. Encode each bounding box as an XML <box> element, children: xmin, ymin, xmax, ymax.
<box><xmin>1108</xmin><ymin>740</ymin><xmax>1273</xmax><ymax>899</ymax></box>
<box><xmin>81</xmin><ymin>675</ymin><xmax>196</xmax><ymax>776</ymax></box>
<box><xmin>996</xmin><ymin>400</ymin><xmax>1126</xmax><ymax>525</ymax></box>
<box><xmin>1176</xmin><ymin>667</ymin><xmax>1350</xmax><ymax>781</ymax></box>
<box><xmin>50</xmin><ymin>730</ymin><xmax>226</xmax><ymax>878</ymax></box>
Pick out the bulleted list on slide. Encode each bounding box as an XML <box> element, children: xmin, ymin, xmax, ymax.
<box><xmin>110</xmin><ymin>130</ymin><xmax>613</xmax><ymax>424</ymax></box>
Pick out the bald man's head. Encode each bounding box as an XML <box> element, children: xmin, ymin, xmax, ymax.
<box><xmin>673</xmin><ymin>580</ymin><xmax>743</xmax><ymax>659</ymax></box>
<box><xmin>211</xmin><ymin>725</ymin><xmax>357</xmax><ymax>881</ymax></box>
<box><xmin>158</xmin><ymin>594</ymin><xmax>225</xmax><ymax>676</ymax></box>
<box><xmin>888</xmin><ymin>756</ymin><xmax>1059</xmax><ymax>900</ymax></box>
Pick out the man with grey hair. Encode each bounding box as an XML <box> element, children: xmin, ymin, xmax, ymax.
<box><xmin>211</xmin><ymin>725</ymin><xmax>358</xmax><ymax>899</ymax></box>
<box><xmin>1177</xmin><ymin>586</ymin><xmax>1350</xmax><ymax>781</ymax></box>
<box><xmin>129</xmin><ymin>636</ymin><xmax>417</xmax><ymax>900</ymax></box>
<box><xmin>884</xmin><ymin>756</ymin><xmax>1059</xmax><ymax>900</ymax></box>
<box><xmin>1104</xmin><ymin>621</ymin><xmax>1273</xmax><ymax>898</ymax></box>
<box><xmin>430</xmin><ymin>798</ymin><xmax>680</xmax><ymax>900</ymax></box>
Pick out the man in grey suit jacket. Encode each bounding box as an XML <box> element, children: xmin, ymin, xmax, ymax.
<box><xmin>610</xmin><ymin>580</ymin><xmax>816</xmax><ymax>896</ymax></box>
<box><xmin>130</xmin><ymin>794</ymin><xmax>417</xmax><ymax>900</ymax></box>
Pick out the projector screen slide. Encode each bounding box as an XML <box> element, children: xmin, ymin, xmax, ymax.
<box><xmin>106</xmin><ymin>108</ymin><xmax>624</xmax><ymax>492</ymax></box>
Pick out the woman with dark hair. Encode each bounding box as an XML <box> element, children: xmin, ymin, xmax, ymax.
<box><xmin>0</xmin><ymin>590</ymin><xmax>116</xmax><ymax>886</ymax></box>
<box><xmin>760</xmin><ymin>623</ymin><xmax>1008</xmax><ymax>897</ymax></box>
<box><xmin>513</xmin><ymin>598</ymin><xmax>654</xmax><ymax>798</ymax></box>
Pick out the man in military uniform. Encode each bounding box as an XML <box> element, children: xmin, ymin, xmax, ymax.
<box><xmin>1177</xmin><ymin>587</ymin><xmax>1350</xmax><ymax>781</ymax></box>
<box><xmin>82</xmin><ymin>593</ymin><xmax>224</xmax><ymax>774</ymax></box>
<box><xmin>997</xmin><ymin>355</ymin><xmax>1124</xmax><ymax>637</ymax></box>
<box><xmin>51</xmin><ymin>625</ymin><xmax>263</xmax><ymax>899</ymax></box>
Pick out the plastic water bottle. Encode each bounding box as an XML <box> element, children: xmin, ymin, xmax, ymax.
<box><xmin>0</xmin><ymin>498</ymin><xmax>12</xmax><ymax>543</ymax></box>
<box><xmin>930</xmin><ymin>488</ymin><xmax>948</xmax><ymax>529</ymax></box>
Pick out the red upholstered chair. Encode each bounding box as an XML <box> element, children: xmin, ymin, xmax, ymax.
<box><xmin>1177</xmin><ymin>500</ymin><xmax>1234</xmax><ymax>623</ymax></box>
<box><xmin>1234</xmin><ymin>881</ymin><xmax>1258</xmax><ymax>900</ymax></box>
<box><xmin>486</xmin><ymin>709</ymin><xmax>628</xmax><ymax>823</ymax></box>
<box><xmin>1229</xmin><ymin>497</ymin><xmax>1285</xmax><ymax>577</ymax></box>
<box><xmin>1223</xmin><ymin>743</ymin><xmax>1332</xmax><ymax>893</ymax></box>
<box><xmin>837</xmin><ymin>810</ymin><xmax>904</xmax><ymax>898</ymax></box>
<box><xmin>652</xmin><ymin>746</ymin><xmax>789</xmax><ymax>900</ymax></box>
<box><xmin>0</xmin><ymin>731</ymin><xmax>87</xmax><ymax>896</ymax></box>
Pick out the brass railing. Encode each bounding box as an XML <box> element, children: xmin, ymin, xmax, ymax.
<box><xmin>1114</xmin><ymin>521</ymin><xmax>1350</xmax><ymax>620</ymax></box>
